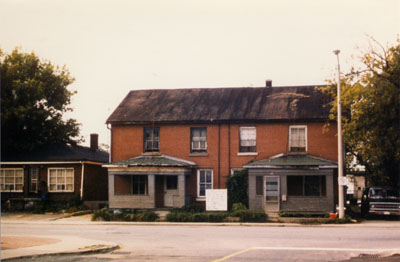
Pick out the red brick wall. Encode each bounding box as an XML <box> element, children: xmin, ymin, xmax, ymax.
<box><xmin>111</xmin><ymin>122</ymin><xmax>338</xmax><ymax>197</ymax></box>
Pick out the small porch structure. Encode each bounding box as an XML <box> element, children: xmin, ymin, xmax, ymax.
<box><xmin>244</xmin><ymin>154</ymin><xmax>338</xmax><ymax>216</ymax></box>
<box><xmin>105</xmin><ymin>153</ymin><xmax>196</xmax><ymax>209</ymax></box>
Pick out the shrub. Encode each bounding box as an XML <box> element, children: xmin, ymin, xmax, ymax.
<box><xmin>91</xmin><ymin>208</ymin><xmax>159</xmax><ymax>222</ymax></box>
<box><xmin>166</xmin><ymin>212</ymin><xmax>193</xmax><ymax>222</ymax></box>
<box><xmin>92</xmin><ymin>208</ymin><xmax>112</xmax><ymax>221</ymax></box>
<box><xmin>232</xmin><ymin>210</ymin><xmax>267</xmax><ymax>222</ymax></box>
<box><xmin>207</xmin><ymin>212</ymin><xmax>227</xmax><ymax>222</ymax></box>
<box><xmin>192</xmin><ymin>213</ymin><xmax>208</xmax><ymax>222</ymax></box>
<box><xmin>171</xmin><ymin>204</ymin><xmax>204</xmax><ymax>213</ymax></box>
<box><xmin>232</xmin><ymin>202</ymin><xmax>247</xmax><ymax>212</ymax></box>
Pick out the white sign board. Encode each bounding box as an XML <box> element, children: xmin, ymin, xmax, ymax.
<box><xmin>206</xmin><ymin>189</ymin><xmax>227</xmax><ymax>211</ymax></box>
<box><xmin>338</xmin><ymin>176</ymin><xmax>348</xmax><ymax>186</ymax></box>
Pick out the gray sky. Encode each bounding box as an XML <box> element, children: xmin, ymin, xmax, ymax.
<box><xmin>1</xmin><ymin>0</ymin><xmax>399</xmax><ymax>147</ymax></box>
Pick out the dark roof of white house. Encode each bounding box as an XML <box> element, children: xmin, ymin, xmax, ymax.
<box><xmin>2</xmin><ymin>144</ymin><xmax>109</xmax><ymax>163</ymax></box>
<box><xmin>105</xmin><ymin>154</ymin><xmax>196</xmax><ymax>168</ymax></box>
<box><xmin>107</xmin><ymin>85</ymin><xmax>332</xmax><ymax>125</ymax></box>
<box><xmin>243</xmin><ymin>154</ymin><xmax>337</xmax><ymax>169</ymax></box>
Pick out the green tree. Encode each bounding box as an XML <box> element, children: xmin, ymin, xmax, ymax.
<box><xmin>226</xmin><ymin>169</ymin><xmax>248</xmax><ymax>209</ymax></box>
<box><xmin>1</xmin><ymin>48</ymin><xmax>81</xmax><ymax>156</ymax></box>
<box><xmin>324</xmin><ymin>38</ymin><xmax>400</xmax><ymax>186</ymax></box>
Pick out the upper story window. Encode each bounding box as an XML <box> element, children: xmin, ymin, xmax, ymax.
<box><xmin>48</xmin><ymin>168</ymin><xmax>74</xmax><ymax>192</ymax></box>
<box><xmin>0</xmin><ymin>168</ymin><xmax>24</xmax><ymax>192</ymax></box>
<box><xmin>144</xmin><ymin>127</ymin><xmax>160</xmax><ymax>152</ymax></box>
<box><xmin>289</xmin><ymin>125</ymin><xmax>307</xmax><ymax>152</ymax></box>
<box><xmin>239</xmin><ymin>127</ymin><xmax>256</xmax><ymax>152</ymax></box>
<box><xmin>191</xmin><ymin>127</ymin><xmax>207</xmax><ymax>152</ymax></box>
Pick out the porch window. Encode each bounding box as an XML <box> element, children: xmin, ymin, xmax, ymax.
<box><xmin>289</xmin><ymin>126</ymin><xmax>307</xmax><ymax>152</ymax></box>
<box><xmin>166</xmin><ymin>176</ymin><xmax>178</xmax><ymax>190</ymax></box>
<box><xmin>198</xmin><ymin>169</ymin><xmax>213</xmax><ymax>197</ymax></box>
<box><xmin>287</xmin><ymin>175</ymin><xmax>326</xmax><ymax>196</ymax></box>
<box><xmin>115</xmin><ymin>175</ymin><xmax>148</xmax><ymax>195</ymax></box>
<box><xmin>191</xmin><ymin>127</ymin><xmax>207</xmax><ymax>152</ymax></box>
<box><xmin>132</xmin><ymin>175</ymin><xmax>148</xmax><ymax>195</ymax></box>
<box><xmin>239</xmin><ymin>127</ymin><xmax>256</xmax><ymax>152</ymax></box>
<box><xmin>30</xmin><ymin>167</ymin><xmax>39</xmax><ymax>193</ymax></box>
<box><xmin>144</xmin><ymin>127</ymin><xmax>160</xmax><ymax>152</ymax></box>
<box><xmin>48</xmin><ymin>168</ymin><xmax>74</xmax><ymax>192</ymax></box>
<box><xmin>0</xmin><ymin>168</ymin><xmax>24</xmax><ymax>192</ymax></box>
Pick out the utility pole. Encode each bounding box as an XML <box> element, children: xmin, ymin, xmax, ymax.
<box><xmin>333</xmin><ymin>49</ymin><xmax>345</xmax><ymax>219</ymax></box>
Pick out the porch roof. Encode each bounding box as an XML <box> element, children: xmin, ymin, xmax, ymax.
<box><xmin>104</xmin><ymin>153</ymin><xmax>196</xmax><ymax>168</ymax></box>
<box><xmin>243</xmin><ymin>154</ymin><xmax>337</xmax><ymax>169</ymax></box>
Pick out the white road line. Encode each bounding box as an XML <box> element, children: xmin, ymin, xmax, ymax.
<box><xmin>252</xmin><ymin>246</ymin><xmax>400</xmax><ymax>253</ymax></box>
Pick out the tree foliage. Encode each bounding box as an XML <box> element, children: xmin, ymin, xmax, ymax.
<box><xmin>1</xmin><ymin>48</ymin><xmax>81</xmax><ymax>156</ymax></box>
<box><xmin>226</xmin><ymin>169</ymin><xmax>248</xmax><ymax>209</ymax></box>
<box><xmin>323</xmin><ymin>38</ymin><xmax>400</xmax><ymax>186</ymax></box>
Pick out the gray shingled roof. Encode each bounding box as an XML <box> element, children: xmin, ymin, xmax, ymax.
<box><xmin>243</xmin><ymin>154</ymin><xmax>337</xmax><ymax>168</ymax></box>
<box><xmin>2</xmin><ymin>144</ymin><xmax>109</xmax><ymax>163</ymax></box>
<box><xmin>107</xmin><ymin>86</ymin><xmax>332</xmax><ymax>124</ymax></box>
<box><xmin>105</xmin><ymin>154</ymin><xmax>196</xmax><ymax>168</ymax></box>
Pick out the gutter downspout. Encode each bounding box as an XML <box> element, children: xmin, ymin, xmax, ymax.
<box><xmin>228</xmin><ymin>123</ymin><xmax>231</xmax><ymax>175</ymax></box>
<box><xmin>107</xmin><ymin>124</ymin><xmax>112</xmax><ymax>163</ymax></box>
<box><xmin>80</xmin><ymin>162</ymin><xmax>85</xmax><ymax>200</ymax></box>
<box><xmin>218</xmin><ymin>124</ymin><xmax>221</xmax><ymax>188</ymax></box>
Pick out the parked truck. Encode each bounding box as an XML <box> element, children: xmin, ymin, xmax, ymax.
<box><xmin>361</xmin><ymin>187</ymin><xmax>400</xmax><ymax>217</ymax></box>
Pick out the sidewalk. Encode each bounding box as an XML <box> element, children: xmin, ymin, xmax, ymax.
<box><xmin>1</xmin><ymin>234</ymin><xmax>118</xmax><ymax>260</ymax></box>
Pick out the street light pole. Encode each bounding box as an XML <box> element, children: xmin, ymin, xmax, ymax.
<box><xmin>333</xmin><ymin>49</ymin><xmax>345</xmax><ymax>219</ymax></box>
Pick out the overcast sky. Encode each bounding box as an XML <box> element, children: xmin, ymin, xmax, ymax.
<box><xmin>1</xmin><ymin>0</ymin><xmax>399</xmax><ymax>148</ymax></box>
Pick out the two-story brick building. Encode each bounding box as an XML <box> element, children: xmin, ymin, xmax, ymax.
<box><xmin>105</xmin><ymin>81</ymin><xmax>338</xmax><ymax>215</ymax></box>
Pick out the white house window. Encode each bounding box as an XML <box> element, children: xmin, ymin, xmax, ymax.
<box><xmin>191</xmin><ymin>127</ymin><xmax>207</xmax><ymax>152</ymax></box>
<box><xmin>287</xmin><ymin>175</ymin><xmax>326</xmax><ymax>196</ymax></box>
<box><xmin>48</xmin><ymin>168</ymin><xmax>74</xmax><ymax>192</ymax></box>
<box><xmin>132</xmin><ymin>175</ymin><xmax>148</xmax><ymax>195</ymax></box>
<box><xmin>144</xmin><ymin>127</ymin><xmax>160</xmax><ymax>152</ymax></box>
<box><xmin>30</xmin><ymin>167</ymin><xmax>39</xmax><ymax>193</ymax></box>
<box><xmin>239</xmin><ymin>127</ymin><xmax>256</xmax><ymax>152</ymax></box>
<box><xmin>198</xmin><ymin>169</ymin><xmax>213</xmax><ymax>197</ymax></box>
<box><xmin>0</xmin><ymin>168</ymin><xmax>24</xmax><ymax>192</ymax></box>
<box><xmin>289</xmin><ymin>126</ymin><xmax>307</xmax><ymax>152</ymax></box>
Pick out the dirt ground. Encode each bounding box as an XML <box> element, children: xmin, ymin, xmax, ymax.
<box><xmin>1</xmin><ymin>236</ymin><xmax>61</xmax><ymax>250</ymax></box>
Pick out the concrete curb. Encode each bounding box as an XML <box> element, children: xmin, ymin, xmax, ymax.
<box><xmin>49</xmin><ymin>210</ymin><xmax>93</xmax><ymax>221</ymax></box>
<box><xmin>3</xmin><ymin>220</ymin><xmax>400</xmax><ymax>228</ymax></box>
<box><xmin>2</xmin><ymin>244</ymin><xmax>119</xmax><ymax>261</ymax></box>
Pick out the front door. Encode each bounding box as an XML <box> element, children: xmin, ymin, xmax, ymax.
<box><xmin>265</xmin><ymin>176</ymin><xmax>280</xmax><ymax>213</ymax></box>
<box><xmin>164</xmin><ymin>176</ymin><xmax>178</xmax><ymax>207</ymax></box>
<box><xmin>155</xmin><ymin>175</ymin><xmax>164</xmax><ymax>208</ymax></box>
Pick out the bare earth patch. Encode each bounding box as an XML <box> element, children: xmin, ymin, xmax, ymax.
<box><xmin>1</xmin><ymin>236</ymin><xmax>61</xmax><ymax>250</ymax></box>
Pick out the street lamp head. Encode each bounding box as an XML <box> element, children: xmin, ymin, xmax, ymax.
<box><xmin>333</xmin><ymin>50</ymin><xmax>340</xmax><ymax>55</ymax></box>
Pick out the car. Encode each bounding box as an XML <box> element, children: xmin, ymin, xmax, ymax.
<box><xmin>361</xmin><ymin>187</ymin><xmax>400</xmax><ymax>217</ymax></box>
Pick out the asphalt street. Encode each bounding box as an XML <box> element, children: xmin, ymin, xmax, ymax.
<box><xmin>2</xmin><ymin>222</ymin><xmax>400</xmax><ymax>262</ymax></box>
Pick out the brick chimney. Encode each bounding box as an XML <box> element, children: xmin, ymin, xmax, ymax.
<box><xmin>90</xmin><ymin>133</ymin><xmax>98</xmax><ymax>151</ymax></box>
<box><xmin>266</xmin><ymin>79</ymin><xmax>272</xmax><ymax>88</ymax></box>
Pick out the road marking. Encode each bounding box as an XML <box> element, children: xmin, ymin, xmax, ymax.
<box><xmin>212</xmin><ymin>246</ymin><xmax>400</xmax><ymax>262</ymax></box>
<box><xmin>253</xmin><ymin>246</ymin><xmax>400</xmax><ymax>252</ymax></box>
<box><xmin>211</xmin><ymin>247</ymin><xmax>253</xmax><ymax>262</ymax></box>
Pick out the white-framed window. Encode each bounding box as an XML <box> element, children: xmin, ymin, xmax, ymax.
<box><xmin>191</xmin><ymin>127</ymin><xmax>207</xmax><ymax>152</ymax></box>
<box><xmin>30</xmin><ymin>167</ymin><xmax>39</xmax><ymax>193</ymax></box>
<box><xmin>144</xmin><ymin>127</ymin><xmax>160</xmax><ymax>152</ymax></box>
<box><xmin>48</xmin><ymin>168</ymin><xmax>74</xmax><ymax>192</ymax></box>
<box><xmin>239</xmin><ymin>127</ymin><xmax>256</xmax><ymax>152</ymax></box>
<box><xmin>197</xmin><ymin>169</ymin><xmax>213</xmax><ymax>198</ymax></box>
<box><xmin>0</xmin><ymin>168</ymin><xmax>24</xmax><ymax>192</ymax></box>
<box><xmin>289</xmin><ymin>125</ymin><xmax>307</xmax><ymax>152</ymax></box>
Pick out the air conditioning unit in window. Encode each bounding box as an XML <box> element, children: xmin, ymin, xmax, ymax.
<box><xmin>192</xmin><ymin>141</ymin><xmax>207</xmax><ymax>150</ymax></box>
